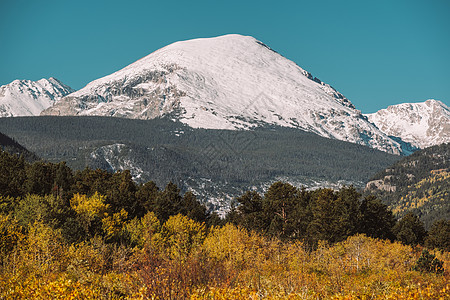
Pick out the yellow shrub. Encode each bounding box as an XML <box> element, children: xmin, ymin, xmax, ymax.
<box><xmin>154</xmin><ymin>214</ymin><xmax>206</xmax><ymax>260</ymax></box>
<box><xmin>70</xmin><ymin>192</ymin><xmax>109</xmax><ymax>233</ymax></box>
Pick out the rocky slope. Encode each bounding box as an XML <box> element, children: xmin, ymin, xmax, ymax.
<box><xmin>0</xmin><ymin>77</ymin><xmax>75</xmax><ymax>117</ymax></box>
<box><xmin>365</xmin><ymin>99</ymin><xmax>449</xmax><ymax>149</ymax></box>
<box><xmin>42</xmin><ymin>34</ymin><xmax>410</xmax><ymax>155</ymax></box>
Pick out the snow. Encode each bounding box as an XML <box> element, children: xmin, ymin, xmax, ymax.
<box><xmin>365</xmin><ymin>99</ymin><xmax>450</xmax><ymax>149</ymax></box>
<box><xmin>43</xmin><ymin>34</ymin><xmax>408</xmax><ymax>154</ymax></box>
<box><xmin>90</xmin><ymin>143</ymin><xmax>147</xmax><ymax>181</ymax></box>
<box><xmin>0</xmin><ymin>77</ymin><xmax>75</xmax><ymax>117</ymax></box>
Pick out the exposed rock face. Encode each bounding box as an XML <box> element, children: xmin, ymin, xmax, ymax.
<box><xmin>44</xmin><ymin>64</ymin><xmax>185</xmax><ymax>119</ymax></box>
<box><xmin>366</xmin><ymin>100</ymin><xmax>450</xmax><ymax>149</ymax></box>
<box><xmin>365</xmin><ymin>179</ymin><xmax>397</xmax><ymax>192</ymax></box>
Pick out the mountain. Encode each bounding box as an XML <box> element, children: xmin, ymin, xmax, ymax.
<box><xmin>0</xmin><ymin>131</ymin><xmax>38</xmax><ymax>161</ymax></box>
<box><xmin>0</xmin><ymin>77</ymin><xmax>75</xmax><ymax>117</ymax></box>
<box><xmin>42</xmin><ymin>34</ymin><xmax>410</xmax><ymax>155</ymax></box>
<box><xmin>365</xmin><ymin>143</ymin><xmax>450</xmax><ymax>228</ymax></box>
<box><xmin>0</xmin><ymin>116</ymin><xmax>400</xmax><ymax>214</ymax></box>
<box><xmin>365</xmin><ymin>100</ymin><xmax>450</xmax><ymax>149</ymax></box>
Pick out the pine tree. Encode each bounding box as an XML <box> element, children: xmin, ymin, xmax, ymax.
<box><xmin>180</xmin><ymin>191</ymin><xmax>207</xmax><ymax>223</ymax></box>
<box><xmin>425</xmin><ymin>219</ymin><xmax>450</xmax><ymax>252</ymax></box>
<box><xmin>136</xmin><ymin>181</ymin><xmax>160</xmax><ymax>215</ymax></box>
<box><xmin>393</xmin><ymin>213</ymin><xmax>427</xmax><ymax>246</ymax></box>
<box><xmin>263</xmin><ymin>182</ymin><xmax>299</xmax><ymax>239</ymax></box>
<box><xmin>307</xmin><ymin>188</ymin><xmax>339</xmax><ymax>243</ymax></box>
<box><xmin>106</xmin><ymin>170</ymin><xmax>138</xmax><ymax>216</ymax></box>
<box><xmin>154</xmin><ymin>182</ymin><xmax>184</xmax><ymax>222</ymax></box>
<box><xmin>235</xmin><ymin>190</ymin><xmax>265</xmax><ymax>231</ymax></box>
<box><xmin>359</xmin><ymin>195</ymin><xmax>396</xmax><ymax>240</ymax></box>
<box><xmin>0</xmin><ymin>151</ymin><xmax>26</xmax><ymax>198</ymax></box>
<box><xmin>24</xmin><ymin>161</ymin><xmax>54</xmax><ymax>195</ymax></box>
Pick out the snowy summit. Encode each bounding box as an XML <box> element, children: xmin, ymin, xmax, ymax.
<box><xmin>0</xmin><ymin>77</ymin><xmax>74</xmax><ymax>117</ymax></box>
<box><xmin>43</xmin><ymin>34</ymin><xmax>410</xmax><ymax>154</ymax></box>
<box><xmin>365</xmin><ymin>100</ymin><xmax>450</xmax><ymax>149</ymax></box>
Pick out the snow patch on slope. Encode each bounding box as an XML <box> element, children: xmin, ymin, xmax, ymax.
<box><xmin>89</xmin><ymin>143</ymin><xmax>148</xmax><ymax>181</ymax></box>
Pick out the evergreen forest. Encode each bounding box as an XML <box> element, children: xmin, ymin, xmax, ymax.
<box><xmin>0</xmin><ymin>116</ymin><xmax>399</xmax><ymax>194</ymax></box>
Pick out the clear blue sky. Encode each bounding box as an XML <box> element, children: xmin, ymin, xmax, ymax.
<box><xmin>1</xmin><ymin>0</ymin><xmax>449</xmax><ymax>113</ymax></box>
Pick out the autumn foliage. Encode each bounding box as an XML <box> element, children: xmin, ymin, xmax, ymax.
<box><xmin>1</xmin><ymin>206</ymin><xmax>448</xmax><ymax>299</ymax></box>
<box><xmin>0</xmin><ymin>150</ymin><xmax>448</xmax><ymax>299</ymax></box>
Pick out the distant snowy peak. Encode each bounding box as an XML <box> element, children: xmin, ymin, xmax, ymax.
<box><xmin>365</xmin><ymin>100</ymin><xmax>450</xmax><ymax>149</ymax></box>
<box><xmin>0</xmin><ymin>77</ymin><xmax>75</xmax><ymax>117</ymax></box>
<box><xmin>42</xmin><ymin>34</ymin><xmax>408</xmax><ymax>154</ymax></box>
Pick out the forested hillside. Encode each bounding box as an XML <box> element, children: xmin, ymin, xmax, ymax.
<box><xmin>0</xmin><ymin>131</ymin><xmax>37</xmax><ymax>162</ymax></box>
<box><xmin>366</xmin><ymin>143</ymin><xmax>450</xmax><ymax>228</ymax></box>
<box><xmin>0</xmin><ymin>116</ymin><xmax>400</xmax><ymax>211</ymax></box>
<box><xmin>0</xmin><ymin>149</ymin><xmax>448</xmax><ymax>299</ymax></box>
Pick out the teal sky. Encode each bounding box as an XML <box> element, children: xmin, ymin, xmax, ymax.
<box><xmin>1</xmin><ymin>0</ymin><xmax>449</xmax><ymax>113</ymax></box>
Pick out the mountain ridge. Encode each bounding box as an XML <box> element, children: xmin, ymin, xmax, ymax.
<box><xmin>0</xmin><ymin>77</ymin><xmax>75</xmax><ymax>117</ymax></box>
<box><xmin>365</xmin><ymin>99</ymin><xmax>449</xmax><ymax>149</ymax></box>
<box><xmin>41</xmin><ymin>34</ymin><xmax>410</xmax><ymax>155</ymax></box>
<box><xmin>0</xmin><ymin>131</ymin><xmax>38</xmax><ymax>161</ymax></box>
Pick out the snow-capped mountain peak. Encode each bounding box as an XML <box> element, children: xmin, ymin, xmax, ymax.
<box><xmin>0</xmin><ymin>77</ymin><xmax>75</xmax><ymax>117</ymax></box>
<box><xmin>42</xmin><ymin>34</ymin><xmax>410</xmax><ymax>154</ymax></box>
<box><xmin>365</xmin><ymin>99</ymin><xmax>449</xmax><ymax>149</ymax></box>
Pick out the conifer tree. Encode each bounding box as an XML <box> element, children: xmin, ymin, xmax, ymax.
<box><xmin>235</xmin><ymin>190</ymin><xmax>265</xmax><ymax>231</ymax></box>
<box><xmin>180</xmin><ymin>191</ymin><xmax>207</xmax><ymax>223</ymax></box>
<box><xmin>106</xmin><ymin>170</ymin><xmax>138</xmax><ymax>216</ymax></box>
<box><xmin>0</xmin><ymin>151</ymin><xmax>26</xmax><ymax>198</ymax></box>
<box><xmin>136</xmin><ymin>181</ymin><xmax>160</xmax><ymax>215</ymax></box>
<box><xmin>359</xmin><ymin>195</ymin><xmax>396</xmax><ymax>240</ymax></box>
<box><xmin>425</xmin><ymin>219</ymin><xmax>450</xmax><ymax>252</ymax></box>
<box><xmin>154</xmin><ymin>182</ymin><xmax>184</xmax><ymax>222</ymax></box>
<box><xmin>393</xmin><ymin>213</ymin><xmax>427</xmax><ymax>246</ymax></box>
<box><xmin>263</xmin><ymin>182</ymin><xmax>299</xmax><ymax>239</ymax></box>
